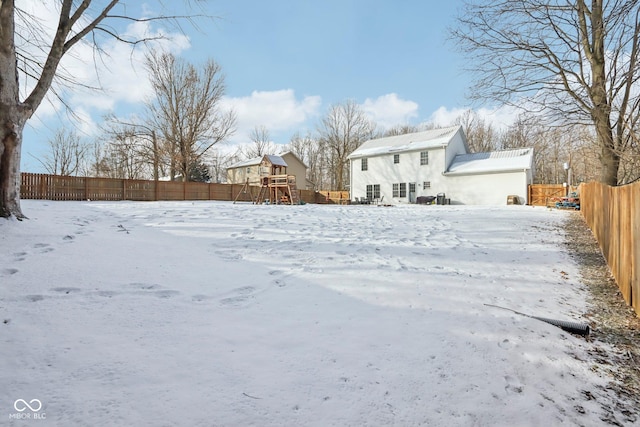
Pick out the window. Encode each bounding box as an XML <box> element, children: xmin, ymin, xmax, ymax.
<box><xmin>361</xmin><ymin>158</ymin><xmax>368</xmax><ymax>171</ymax></box>
<box><xmin>423</xmin><ymin>181</ymin><xmax>431</xmax><ymax>189</ymax></box>
<box><xmin>393</xmin><ymin>183</ymin><xmax>407</xmax><ymax>198</ymax></box>
<box><xmin>409</xmin><ymin>183</ymin><xmax>416</xmax><ymax>194</ymax></box>
<box><xmin>420</xmin><ymin>151</ymin><xmax>429</xmax><ymax>165</ymax></box>
<box><xmin>393</xmin><ymin>154</ymin><xmax>400</xmax><ymax>164</ymax></box>
<box><xmin>366</xmin><ymin>184</ymin><xmax>380</xmax><ymax>200</ymax></box>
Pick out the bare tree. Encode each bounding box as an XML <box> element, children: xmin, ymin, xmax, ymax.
<box><xmin>85</xmin><ymin>140</ymin><xmax>109</xmax><ymax>177</ymax></box>
<box><xmin>0</xmin><ymin>1</ymin><xmax>210</xmax><ymax>218</ymax></box>
<box><xmin>287</xmin><ymin>131</ymin><xmax>325</xmax><ymax>189</ymax></box>
<box><xmin>499</xmin><ymin>114</ymin><xmax>603</xmax><ymax>184</ymax></box>
<box><xmin>103</xmin><ymin>131</ymin><xmax>150</xmax><ymax>179</ymax></box>
<box><xmin>454</xmin><ymin>110</ymin><xmax>498</xmax><ymax>152</ymax></box>
<box><xmin>452</xmin><ymin>0</ymin><xmax>640</xmax><ymax>185</ymax></box>
<box><xmin>101</xmin><ymin>116</ymin><xmax>163</xmax><ymax>180</ymax></box>
<box><xmin>204</xmin><ymin>148</ymin><xmax>236</xmax><ymax>183</ymax></box>
<box><xmin>244</xmin><ymin>125</ymin><xmax>277</xmax><ymax>158</ymax></box>
<box><xmin>382</xmin><ymin>124</ymin><xmax>422</xmax><ymax>137</ymax></box>
<box><xmin>38</xmin><ymin>128</ymin><xmax>87</xmax><ymax>176</ymax></box>
<box><xmin>145</xmin><ymin>51</ymin><xmax>236</xmax><ymax>181</ymax></box>
<box><xmin>317</xmin><ymin>100</ymin><xmax>375</xmax><ymax>190</ymax></box>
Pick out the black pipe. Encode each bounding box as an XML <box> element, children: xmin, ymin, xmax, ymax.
<box><xmin>531</xmin><ymin>316</ymin><xmax>590</xmax><ymax>336</ymax></box>
<box><xmin>485</xmin><ymin>304</ymin><xmax>590</xmax><ymax>336</ymax></box>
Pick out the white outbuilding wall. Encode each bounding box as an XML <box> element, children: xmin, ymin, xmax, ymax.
<box><xmin>443</xmin><ymin>170</ymin><xmax>531</xmax><ymax>205</ymax></box>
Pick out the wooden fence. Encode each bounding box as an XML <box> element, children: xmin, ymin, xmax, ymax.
<box><xmin>316</xmin><ymin>190</ymin><xmax>350</xmax><ymax>205</ymax></box>
<box><xmin>19</xmin><ymin>173</ymin><xmax>345</xmax><ymax>205</ymax></box>
<box><xmin>528</xmin><ymin>184</ymin><xmax>566</xmax><ymax>206</ymax></box>
<box><xmin>580</xmin><ymin>181</ymin><xmax>639</xmax><ymax>314</ymax></box>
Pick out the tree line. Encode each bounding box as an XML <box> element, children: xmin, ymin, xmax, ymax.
<box><xmin>39</xmin><ymin>95</ymin><xmax>637</xmax><ymax>191</ymax></box>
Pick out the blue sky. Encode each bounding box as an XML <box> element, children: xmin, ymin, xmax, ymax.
<box><xmin>21</xmin><ymin>0</ymin><xmax>513</xmax><ymax>172</ymax></box>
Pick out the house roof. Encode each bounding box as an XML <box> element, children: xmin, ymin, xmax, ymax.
<box><xmin>266</xmin><ymin>154</ymin><xmax>288</xmax><ymax>167</ymax></box>
<box><xmin>281</xmin><ymin>151</ymin><xmax>308</xmax><ymax>169</ymax></box>
<box><xmin>445</xmin><ymin>148</ymin><xmax>534</xmax><ymax>175</ymax></box>
<box><xmin>347</xmin><ymin>125</ymin><xmax>462</xmax><ymax>159</ymax></box>
<box><xmin>227</xmin><ymin>154</ymin><xmax>288</xmax><ymax>169</ymax></box>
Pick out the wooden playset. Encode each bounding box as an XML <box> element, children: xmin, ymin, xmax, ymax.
<box><xmin>233</xmin><ymin>155</ymin><xmax>299</xmax><ymax>205</ymax></box>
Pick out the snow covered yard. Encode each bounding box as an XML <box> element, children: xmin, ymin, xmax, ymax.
<box><xmin>0</xmin><ymin>200</ymin><xmax>627</xmax><ymax>426</ymax></box>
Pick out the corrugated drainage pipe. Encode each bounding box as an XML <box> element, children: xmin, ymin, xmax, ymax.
<box><xmin>485</xmin><ymin>304</ymin><xmax>590</xmax><ymax>337</ymax></box>
<box><xmin>530</xmin><ymin>316</ymin><xmax>590</xmax><ymax>336</ymax></box>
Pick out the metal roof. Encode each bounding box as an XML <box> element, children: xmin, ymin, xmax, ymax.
<box><xmin>348</xmin><ymin>125</ymin><xmax>462</xmax><ymax>159</ymax></box>
<box><xmin>446</xmin><ymin>148</ymin><xmax>534</xmax><ymax>175</ymax></box>
<box><xmin>228</xmin><ymin>154</ymin><xmax>288</xmax><ymax>169</ymax></box>
<box><xmin>265</xmin><ymin>155</ymin><xmax>288</xmax><ymax>167</ymax></box>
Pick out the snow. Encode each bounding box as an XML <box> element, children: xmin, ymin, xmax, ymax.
<box><xmin>0</xmin><ymin>200</ymin><xmax>624</xmax><ymax>426</ymax></box>
<box><xmin>447</xmin><ymin>149</ymin><xmax>533</xmax><ymax>175</ymax></box>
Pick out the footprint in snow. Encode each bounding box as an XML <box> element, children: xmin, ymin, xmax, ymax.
<box><xmin>215</xmin><ymin>250</ymin><xmax>243</xmax><ymax>261</ymax></box>
<box><xmin>153</xmin><ymin>290</ymin><xmax>180</xmax><ymax>299</ymax></box>
<box><xmin>220</xmin><ymin>286</ymin><xmax>258</xmax><ymax>307</ymax></box>
<box><xmin>96</xmin><ymin>291</ymin><xmax>119</xmax><ymax>298</ymax></box>
<box><xmin>33</xmin><ymin>243</ymin><xmax>54</xmax><ymax>253</ymax></box>
<box><xmin>192</xmin><ymin>294</ymin><xmax>215</xmax><ymax>302</ymax></box>
<box><xmin>498</xmin><ymin>339</ymin><xmax>514</xmax><ymax>350</ymax></box>
<box><xmin>1</xmin><ymin>268</ymin><xmax>19</xmax><ymax>276</ymax></box>
<box><xmin>127</xmin><ymin>282</ymin><xmax>161</xmax><ymax>290</ymax></box>
<box><xmin>504</xmin><ymin>375</ymin><xmax>524</xmax><ymax>394</ymax></box>
<box><xmin>13</xmin><ymin>252</ymin><xmax>27</xmax><ymax>262</ymax></box>
<box><xmin>50</xmin><ymin>287</ymin><xmax>82</xmax><ymax>294</ymax></box>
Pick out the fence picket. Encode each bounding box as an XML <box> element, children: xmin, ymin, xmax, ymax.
<box><xmin>580</xmin><ymin>181</ymin><xmax>639</xmax><ymax>315</ymax></box>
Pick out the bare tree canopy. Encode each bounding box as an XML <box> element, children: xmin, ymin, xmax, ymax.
<box><xmin>0</xmin><ymin>1</ymin><xmax>209</xmax><ymax>219</ymax></box>
<box><xmin>454</xmin><ymin>110</ymin><xmax>498</xmax><ymax>153</ymax></box>
<box><xmin>145</xmin><ymin>51</ymin><xmax>236</xmax><ymax>182</ymax></box>
<box><xmin>38</xmin><ymin>128</ymin><xmax>87</xmax><ymax>176</ymax></box>
<box><xmin>100</xmin><ymin>116</ymin><xmax>162</xmax><ymax>180</ymax></box>
<box><xmin>451</xmin><ymin>0</ymin><xmax>640</xmax><ymax>185</ymax></box>
<box><xmin>244</xmin><ymin>125</ymin><xmax>277</xmax><ymax>158</ymax></box>
<box><xmin>287</xmin><ymin>131</ymin><xmax>325</xmax><ymax>189</ymax></box>
<box><xmin>318</xmin><ymin>100</ymin><xmax>375</xmax><ymax>190</ymax></box>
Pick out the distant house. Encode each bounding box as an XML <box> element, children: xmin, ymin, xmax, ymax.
<box><xmin>226</xmin><ymin>151</ymin><xmax>312</xmax><ymax>190</ymax></box>
<box><xmin>281</xmin><ymin>152</ymin><xmax>314</xmax><ymax>190</ymax></box>
<box><xmin>347</xmin><ymin>125</ymin><xmax>534</xmax><ymax>205</ymax></box>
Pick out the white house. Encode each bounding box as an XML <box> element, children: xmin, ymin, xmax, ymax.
<box><xmin>347</xmin><ymin>125</ymin><xmax>534</xmax><ymax>205</ymax></box>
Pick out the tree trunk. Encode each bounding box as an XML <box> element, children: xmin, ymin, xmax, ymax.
<box><xmin>587</xmin><ymin>1</ymin><xmax>619</xmax><ymax>186</ymax></box>
<box><xmin>598</xmin><ymin>128</ymin><xmax>620</xmax><ymax>186</ymax></box>
<box><xmin>151</xmin><ymin>130</ymin><xmax>159</xmax><ymax>181</ymax></box>
<box><xmin>0</xmin><ymin>106</ymin><xmax>28</xmax><ymax>219</ymax></box>
<box><xmin>336</xmin><ymin>160</ymin><xmax>344</xmax><ymax>191</ymax></box>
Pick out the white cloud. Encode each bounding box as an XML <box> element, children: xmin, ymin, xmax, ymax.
<box><xmin>428</xmin><ymin>105</ymin><xmax>520</xmax><ymax>130</ymax></box>
<box><xmin>222</xmin><ymin>89</ymin><xmax>322</xmax><ymax>144</ymax></box>
<box><xmin>63</xmin><ymin>20</ymin><xmax>191</xmax><ymax>112</ymax></box>
<box><xmin>361</xmin><ymin>93</ymin><xmax>419</xmax><ymax>129</ymax></box>
<box><xmin>427</xmin><ymin>106</ymin><xmax>468</xmax><ymax>127</ymax></box>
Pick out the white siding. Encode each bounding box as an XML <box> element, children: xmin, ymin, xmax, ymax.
<box><xmin>444</xmin><ymin>171</ymin><xmax>530</xmax><ymax>205</ymax></box>
<box><xmin>444</xmin><ymin>128</ymin><xmax>469</xmax><ymax>169</ymax></box>
<box><xmin>349</xmin><ymin>127</ymin><xmax>533</xmax><ymax>206</ymax></box>
<box><xmin>351</xmin><ymin>148</ymin><xmax>448</xmax><ymax>204</ymax></box>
